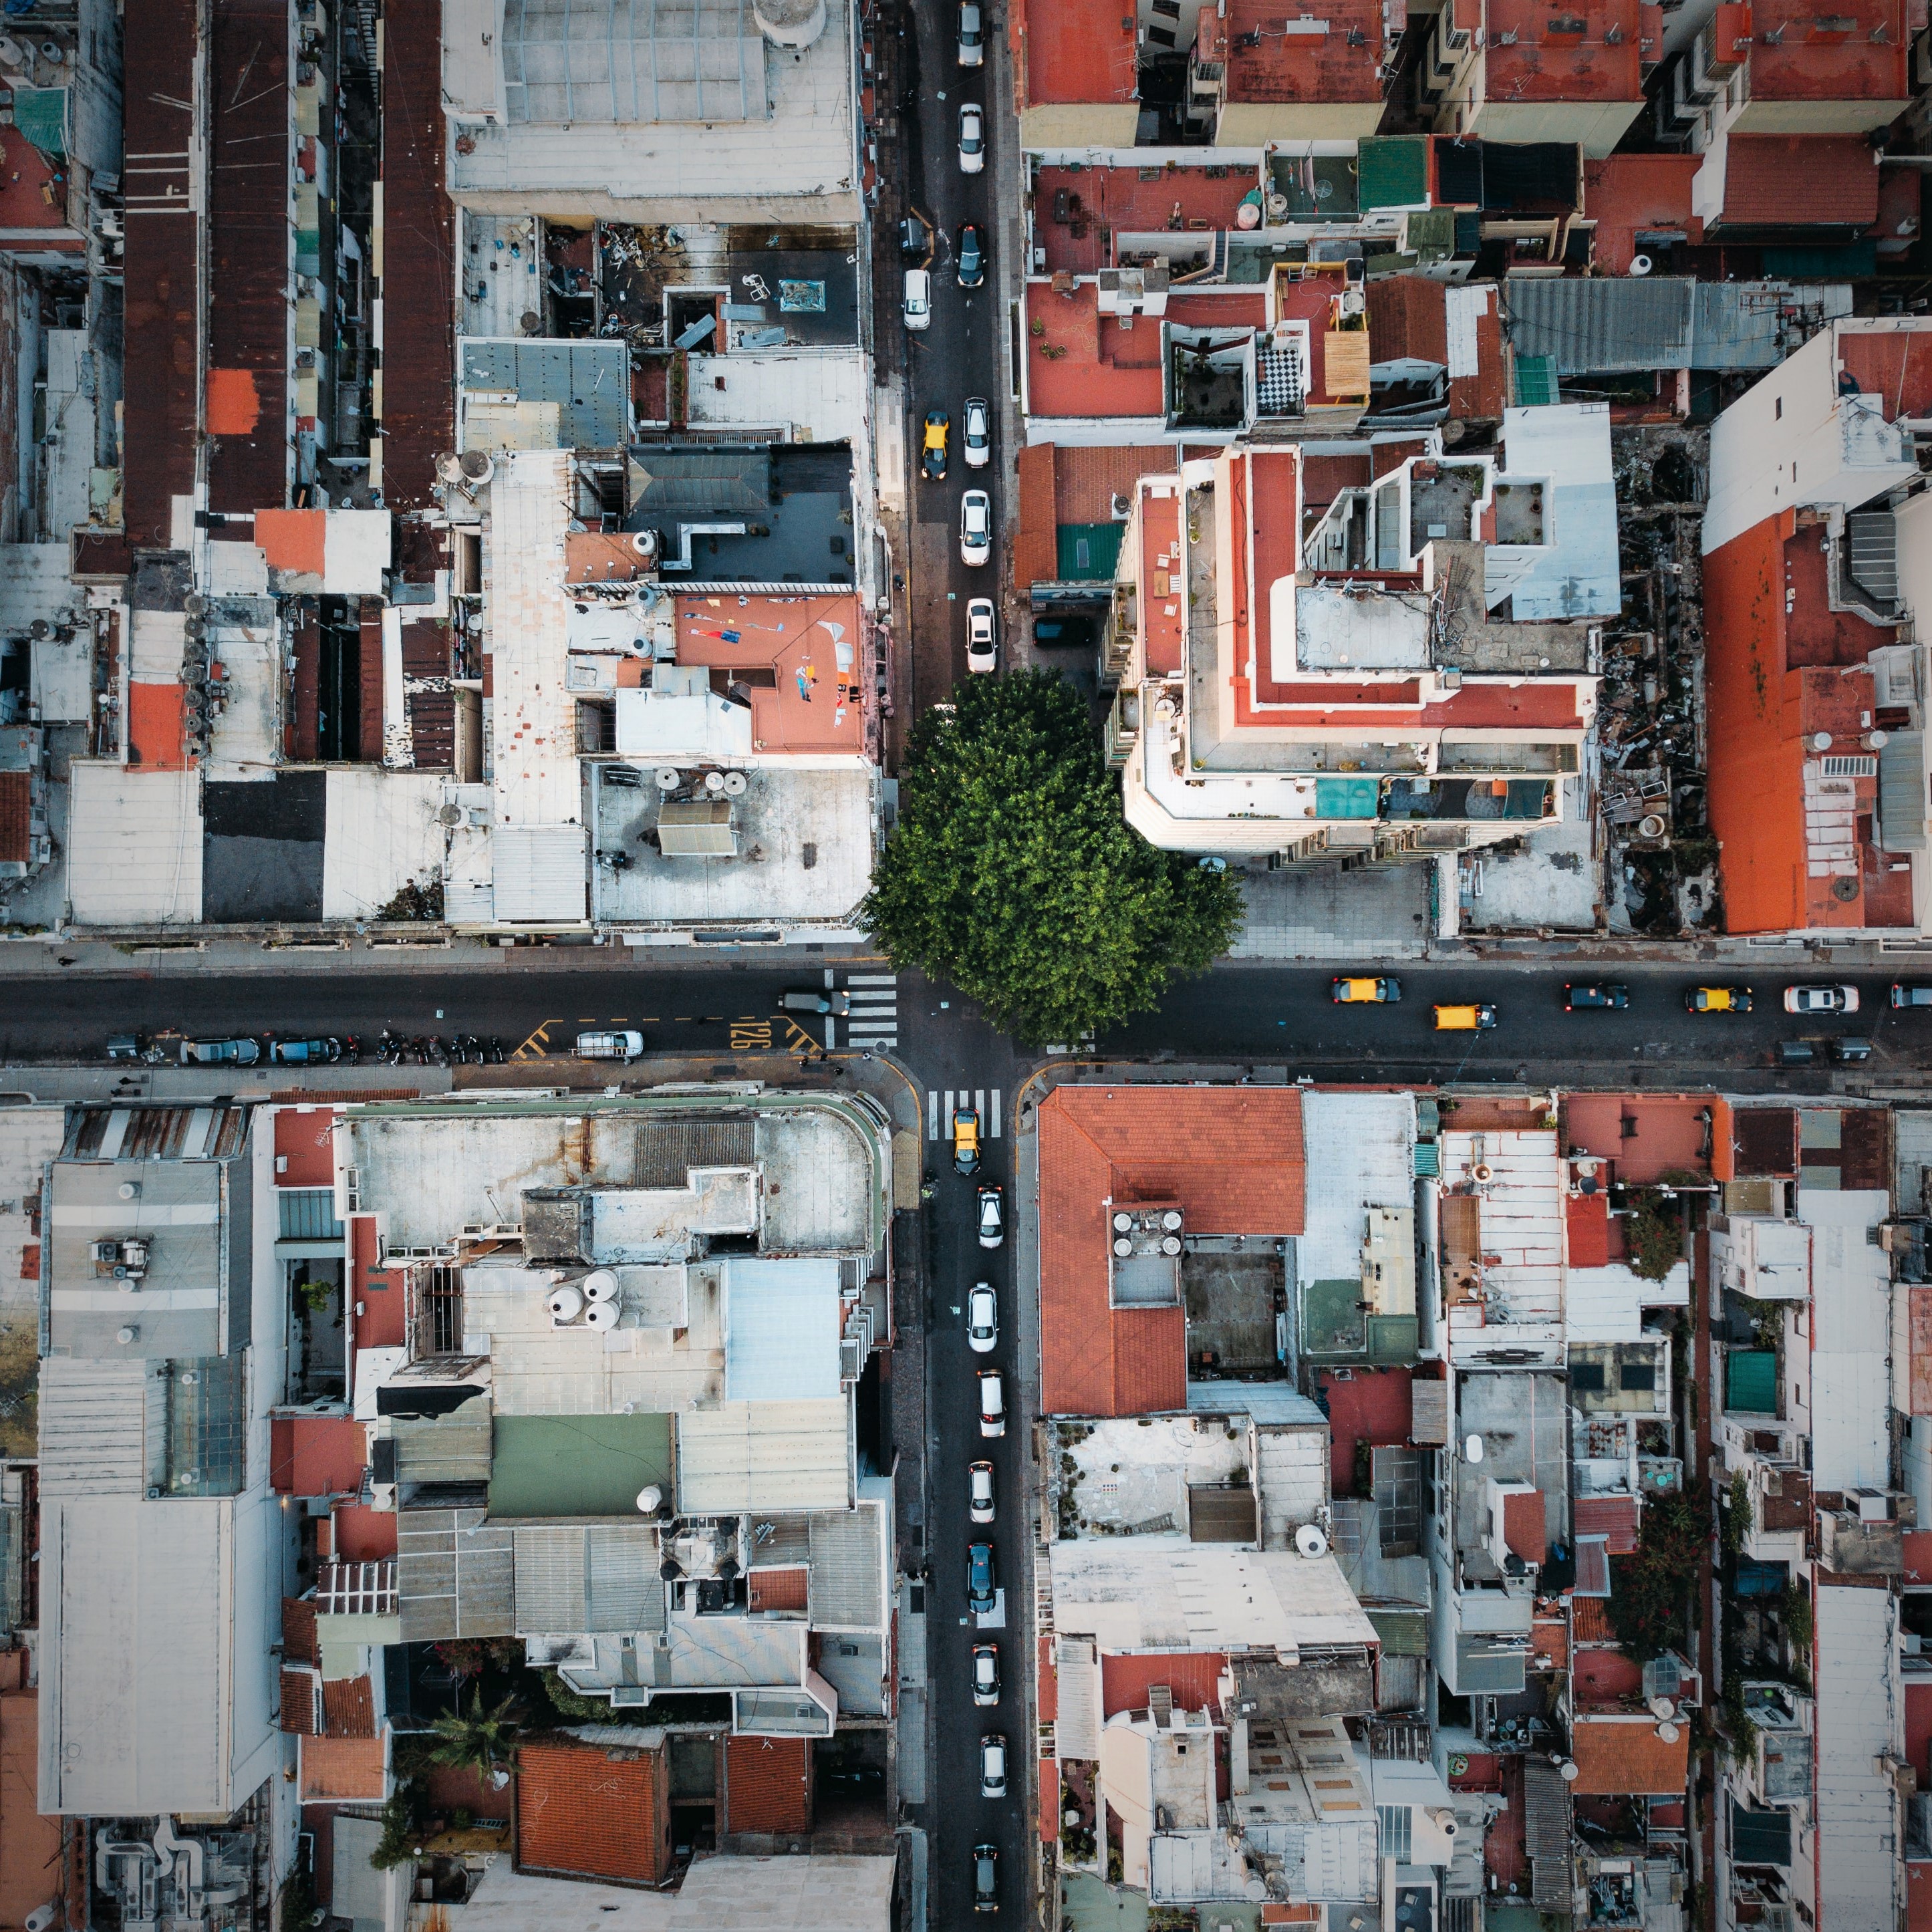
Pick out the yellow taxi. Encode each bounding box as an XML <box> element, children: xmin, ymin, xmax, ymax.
<box><xmin>1332</xmin><ymin>976</ymin><xmax>1401</xmax><ymax>1004</ymax></box>
<box><xmin>1685</xmin><ymin>985</ymin><xmax>1753</xmax><ymax>1014</ymax></box>
<box><xmin>1433</xmin><ymin>1003</ymin><xmax>1498</xmax><ymax>1031</ymax></box>
<box><xmin>952</xmin><ymin>1107</ymin><xmax>981</xmax><ymax>1175</ymax></box>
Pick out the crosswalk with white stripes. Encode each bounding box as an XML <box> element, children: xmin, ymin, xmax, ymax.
<box><xmin>843</xmin><ymin>972</ymin><xmax>900</xmax><ymax>1050</ymax></box>
<box><xmin>926</xmin><ymin>1085</ymin><xmax>1002</xmax><ymax>1141</ymax></box>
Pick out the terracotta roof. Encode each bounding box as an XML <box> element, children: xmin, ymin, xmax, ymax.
<box><xmin>1574</xmin><ymin>1495</ymin><xmax>1640</xmax><ymax>1556</ymax></box>
<box><xmin>1570</xmin><ymin>1596</ymin><xmax>1618</xmax><ymax>1643</ymax></box>
<box><xmin>280</xmin><ymin>1667</ymin><xmax>321</xmax><ymax>1735</ymax></box>
<box><xmin>1564</xmin><ymin>1191</ymin><xmax>1611</xmax><ymax>1268</ymax></box>
<box><xmin>748</xmin><ymin>1566</ymin><xmax>809</xmax><ymax>1613</ymax></box>
<box><xmin>1039</xmin><ymin>1764</ymin><xmax>1061</xmax><ymax>1845</ymax></box>
<box><xmin>1039</xmin><ymin>1636</ymin><xmax>1058</xmax><ymax>1723</ymax></box>
<box><xmin>1719</xmin><ymin>134</ymin><xmax>1880</xmax><ymax>229</ymax></box>
<box><xmin>517</xmin><ymin>1739</ymin><xmax>666</xmax><ymax>1885</ymax></box>
<box><xmin>1038</xmin><ymin>1086</ymin><xmax>1305</xmax><ymax>1416</ymax></box>
<box><xmin>299</xmin><ymin>1732</ymin><xmax>390</xmax><ymax>1802</ymax></box>
<box><xmin>1568</xmin><ymin>1713</ymin><xmax>1688</xmax><ymax>1796</ymax></box>
<box><xmin>1530</xmin><ymin>1617</ymin><xmax>1570</xmax><ymax>1673</ymax></box>
<box><xmin>725</xmin><ymin>1735</ymin><xmax>812</xmax><ymax>1834</ymax></box>
<box><xmin>322</xmin><ymin>1675</ymin><xmax>378</xmax><ymax>1738</ymax></box>
<box><xmin>1016</xmin><ymin>0</ymin><xmax>1137</xmax><ymax>106</ymax></box>
<box><xmin>1504</xmin><ymin>1490</ymin><xmax>1548</xmax><ymax>1566</ymax></box>
<box><xmin>0</xmin><ymin>772</ymin><xmax>29</xmax><ymax>867</ymax></box>
<box><xmin>282</xmin><ymin>1595</ymin><xmax>319</xmax><ymax>1667</ymax></box>
<box><xmin>1015</xmin><ymin>442</ymin><xmax>1058</xmax><ymax>589</ymax></box>
<box><xmin>1057</xmin><ymin>443</ymin><xmax>1175</xmax><ymax>525</ymax></box>
<box><xmin>1101</xmin><ymin>1650</ymin><xmax>1227</xmax><ymax>1719</ymax></box>
<box><xmin>270</xmin><ymin>1414</ymin><xmax>368</xmax><ymax>1500</ymax></box>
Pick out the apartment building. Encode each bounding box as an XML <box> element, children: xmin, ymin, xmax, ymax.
<box><xmin>1702</xmin><ymin>317</ymin><xmax>1932</xmax><ymax>937</ymax></box>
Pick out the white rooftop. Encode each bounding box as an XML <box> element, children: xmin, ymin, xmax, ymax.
<box><xmin>723</xmin><ymin>1256</ymin><xmax>843</xmax><ymax>1401</ymax></box>
<box><xmin>676</xmin><ymin>1399</ymin><xmax>851</xmax><ymax>1512</ymax></box>
<box><xmin>1298</xmin><ymin>1091</ymin><xmax>1415</xmax><ymax>1288</ymax></box>
<box><xmin>1801</xmin><ymin>1184</ymin><xmax>1891</xmax><ymax>1492</ymax></box>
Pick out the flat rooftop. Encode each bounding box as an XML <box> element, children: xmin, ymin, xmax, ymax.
<box><xmin>1224</xmin><ymin>0</ymin><xmax>1386</xmax><ymax>104</ymax></box>
<box><xmin>1453</xmin><ymin>1372</ymin><xmax>1567</xmax><ymax>1569</ymax></box>
<box><xmin>589</xmin><ymin>759</ymin><xmax>876</xmax><ymax>930</ymax></box>
<box><xmin>672</xmin><ymin>593</ymin><xmax>867</xmax><ymax>754</ymax></box>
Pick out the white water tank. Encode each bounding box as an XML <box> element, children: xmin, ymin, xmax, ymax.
<box><xmin>753</xmin><ymin>0</ymin><xmax>827</xmax><ymax>47</ymax></box>
<box><xmin>548</xmin><ymin>1284</ymin><xmax>584</xmax><ymax>1323</ymax></box>
<box><xmin>1294</xmin><ymin>1522</ymin><xmax>1330</xmax><ymax>1558</ymax></box>
<box><xmin>1464</xmin><ymin>1433</ymin><xmax>1485</xmax><ymax>1464</ymax></box>
<box><xmin>585</xmin><ymin>1299</ymin><xmax>621</xmax><ymax>1331</ymax></box>
<box><xmin>583</xmin><ymin>1269</ymin><xmax>620</xmax><ymax>1304</ymax></box>
<box><xmin>637</xmin><ymin>1484</ymin><xmax>664</xmax><ymax>1514</ymax></box>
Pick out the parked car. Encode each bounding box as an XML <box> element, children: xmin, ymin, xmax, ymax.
<box><xmin>954</xmin><ymin>1107</ymin><xmax>982</xmax><ymax>1175</ymax></box>
<box><xmin>960</xmin><ymin>489</ymin><xmax>992</xmax><ymax>567</ymax></box>
<box><xmin>1033</xmin><ymin>613</ymin><xmax>1097</xmax><ymax>648</ymax></box>
<box><xmin>963</xmin><ymin>396</ymin><xmax>990</xmax><ymax>468</ymax></box>
<box><xmin>575</xmin><ymin>1030</ymin><xmax>645</xmax><ymax>1061</ymax></box>
<box><xmin>968</xmin><ymin>1458</ymin><xmax>995</xmax><ymax>1524</ymax></box>
<box><xmin>958</xmin><ymin>0</ymin><xmax>984</xmax><ymax>63</ymax></box>
<box><xmin>958</xmin><ymin>100</ymin><xmax>985</xmax><ymax>172</ymax></box>
<box><xmin>968</xmin><ymin>1542</ymin><xmax>996</xmax><ymax>1615</ymax></box>
<box><xmin>180</xmin><ymin>1037</ymin><xmax>261</xmax><ymax>1066</ymax></box>
<box><xmin>978</xmin><ymin>1368</ymin><xmax>1006</xmax><ymax>1437</ymax></box>
<box><xmin>966</xmin><ymin>597</ymin><xmax>997</xmax><ymax>674</ymax></box>
<box><xmin>972</xmin><ymin>1643</ymin><xmax>1000</xmax><ymax>1707</ymax></box>
<box><xmin>270</xmin><ymin>1037</ymin><xmax>341</xmax><ymax>1065</ymax></box>
<box><xmin>973</xmin><ymin>1844</ymin><xmax>998</xmax><ymax>1913</ymax></box>
<box><xmin>904</xmin><ymin>267</ymin><xmax>931</xmax><ymax>331</ymax></box>
<box><xmin>922</xmin><ymin>409</ymin><xmax>950</xmax><ymax>480</ymax></box>
<box><xmin>956</xmin><ymin>221</ymin><xmax>985</xmax><ymax>287</ymax></box>
<box><xmin>1564</xmin><ymin>984</ymin><xmax>1629</xmax><ymax>1010</ymax></box>
<box><xmin>980</xmin><ymin>1733</ymin><xmax>1008</xmax><ymax>1798</ymax></box>
<box><xmin>977</xmin><ymin>1184</ymin><xmax>1004</xmax><ymax>1249</ymax></box>
<box><xmin>779</xmin><ymin>989</ymin><xmax>850</xmax><ymax>1015</ymax></box>
<box><xmin>1332</xmin><ymin>976</ymin><xmax>1399</xmax><ymax>1003</ymax></box>
<box><xmin>1685</xmin><ymin>986</ymin><xmax>1752</xmax><ymax>1014</ymax></box>
<box><xmin>967</xmin><ymin>1281</ymin><xmax>998</xmax><ymax>1353</ymax></box>
<box><xmin>1784</xmin><ymin>983</ymin><xmax>1859</xmax><ymax>1014</ymax></box>
<box><xmin>1893</xmin><ymin>983</ymin><xmax>1932</xmax><ymax>1008</ymax></box>
<box><xmin>1432</xmin><ymin>1004</ymin><xmax>1497</xmax><ymax>1032</ymax></box>
<box><xmin>1834</xmin><ymin>1036</ymin><xmax>1874</xmax><ymax>1063</ymax></box>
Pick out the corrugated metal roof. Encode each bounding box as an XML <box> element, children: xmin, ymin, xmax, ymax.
<box><xmin>513</xmin><ymin>1522</ymin><xmax>664</xmax><ymax>1633</ymax></box>
<box><xmin>1815</xmin><ymin>1586</ymin><xmax>1902</xmax><ymax>1928</ymax></box>
<box><xmin>462</xmin><ymin>339</ymin><xmax>630</xmax><ymax>450</ymax></box>
<box><xmin>1803</xmin><ymin>1185</ymin><xmax>1892</xmax><ymax>1491</ymax></box>
<box><xmin>493</xmin><ymin>823</ymin><xmax>589</xmax><ymax>925</ymax></box>
<box><xmin>1507</xmin><ymin>277</ymin><xmax>1695</xmax><ymax>376</ymax></box>
<box><xmin>722</xmin><ymin>1256</ymin><xmax>843</xmax><ymax>1402</ymax></box>
<box><xmin>397</xmin><ymin>1506</ymin><xmax>515</xmax><ymax>1639</ymax></box>
<box><xmin>394</xmin><ymin>1397</ymin><xmax>494</xmax><ymax>1486</ymax></box>
<box><xmin>1523</xmin><ymin>1758</ymin><xmax>1573</xmax><ymax>1909</ymax></box>
<box><xmin>37</xmin><ymin>1357</ymin><xmax>166</xmax><ymax>1496</ymax></box>
<box><xmin>807</xmin><ymin>1500</ymin><xmax>885</xmax><ymax>1630</ymax></box>
<box><xmin>676</xmin><ymin>1399</ymin><xmax>850</xmax><ymax>1514</ymax></box>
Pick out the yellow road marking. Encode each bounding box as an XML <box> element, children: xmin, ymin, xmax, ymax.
<box><xmin>511</xmin><ymin>1020</ymin><xmax>556</xmax><ymax>1062</ymax></box>
<box><xmin>730</xmin><ymin>1018</ymin><xmax>775</xmax><ymax>1051</ymax></box>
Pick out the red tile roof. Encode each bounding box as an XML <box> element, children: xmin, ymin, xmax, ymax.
<box><xmin>1220</xmin><ymin>0</ymin><xmax>1385</xmax><ymax>102</ymax></box>
<box><xmin>322</xmin><ymin>1675</ymin><xmax>377</xmax><ymax>1738</ymax></box>
<box><xmin>518</xmin><ymin>1739</ymin><xmax>666</xmax><ymax>1885</ymax></box>
<box><xmin>725</xmin><ymin>1736</ymin><xmax>812</xmax><ymax>1834</ymax></box>
<box><xmin>750</xmin><ymin>1566</ymin><xmax>809</xmax><ymax>1613</ymax></box>
<box><xmin>1015</xmin><ymin>0</ymin><xmax>1138</xmax><ymax>106</ymax></box>
<box><xmin>1503</xmin><ymin>1490</ymin><xmax>1548</xmax><ymax>1565</ymax></box>
<box><xmin>1719</xmin><ymin>135</ymin><xmax>1880</xmax><ymax>229</ymax></box>
<box><xmin>1038</xmin><ymin>1087</ymin><xmax>1304</xmax><ymax>1417</ymax></box>
<box><xmin>1743</xmin><ymin>0</ymin><xmax>1909</xmax><ymax>103</ymax></box>
<box><xmin>0</xmin><ymin>772</ymin><xmax>29</xmax><ymax>867</ymax></box>
<box><xmin>1565</xmin><ymin>1192</ymin><xmax>1611</xmax><ymax>1268</ymax></box>
<box><xmin>1057</xmin><ymin>443</ymin><xmax>1176</xmax><ymax>524</ymax></box>
<box><xmin>273</xmin><ymin>1105</ymin><xmax>338</xmax><ymax>1188</ymax></box>
<box><xmin>283</xmin><ymin>1595</ymin><xmax>320</xmax><ymax>1666</ymax></box>
<box><xmin>1574</xmin><ymin>1495</ymin><xmax>1640</xmax><ymax>1556</ymax></box>
<box><xmin>1016</xmin><ymin>442</ymin><xmax>1058</xmax><ymax>589</ymax></box>
<box><xmin>299</xmin><ymin>1732</ymin><xmax>389</xmax><ymax>1802</ymax></box>
<box><xmin>1039</xmin><ymin>1637</ymin><xmax>1059</xmax><ymax>1723</ymax></box>
<box><xmin>1040</xmin><ymin>1763</ymin><xmax>1061</xmax><ymax>1845</ymax></box>
<box><xmin>281</xmin><ymin>1667</ymin><xmax>321</xmax><ymax>1735</ymax></box>
<box><xmin>1479</xmin><ymin>0</ymin><xmax>1644</xmax><ymax>102</ymax></box>
<box><xmin>1102</xmin><ymin>1651</ymin><xmax>1227</xmax><ymax>1718</ymax></box>
<box><xmin>1569</xmin><ymin>1714</ymin><xmax>1687</xmax><ymax>1796</ymax></box>
<box><xmin>1139</xmin><ymin>488</ymin><xmax>1184</xmax><ymax>677</ymax></box>
<box><xmin>271</xmin><ymin>1415</ymin><xmax>368</xmax><ymax>1500</ymax></box>
<box><xmin>1571</xmin><ymin>1596</ymin><xmax>1617</xmax><ymax>1644</ymax></box>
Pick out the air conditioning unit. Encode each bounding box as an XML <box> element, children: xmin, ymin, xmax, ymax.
<box><xmin>1111</xmin><ymin>493</ymin><xmax>1132</xmax><ymax>521</ymax></box>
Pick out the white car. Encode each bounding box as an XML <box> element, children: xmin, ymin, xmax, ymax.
<box><xmin>966</xmin><ymin>596</ymin><xmax>996</xmax><ymax>674</ymax></box>
<box><xmin>958</xmin><ymin>100</ymin><xmax>984</xmax><ymax>174</ymax></box>
<box><xmin>978</xmin><ymin>1368</ymin><xmax>1006</xmax><ymax>1438</ymax></box>
<box><xmin>1784</xmin><ymin>983</ymin><xmax>1859</xmax><ymax>1014</ymax></box>
<box><xmin>966</xmin><ymin>1281</ymin><xmax>998</xmax><ymax>1353</ymax></box>
<box><xmin>575</xmin><ymin>1030</ymin><xmax>646</xmax><ymax>1061</ymax></box>
<box><xmin>958</xmin><ymin>0</ymin><xmax>984</xmax><ymax>64</ymax></box>
<box><xmin>968</xmin><ymin>1458</ymin><xmax>995</xmax><ymax>1524</ymax></box>
<box><xmin>971</xmin><ymin>1643</ymin><xmax>1000</xmax><ymax>1707</ymax></box>
<box><xmin>964</xmin><ymin>396</ymin><xmax>990</xmax><ymax>468</ymax></box>
<box><xmin>904</xmin><ymin>267</ymin><xmax>931</xmax><ymax>332</ymax></box>
<box><xmin>980</xmin><ymin>1732</ymin><xmax>1007</xmax><ymax>1798</ymax></box>
<box><xmin>976</xmin><ymin>1184</ymin><xmax>1004</xmax><ymax>1250</ymax></box>
<box><xmin>960</xmin><ymin>489</ymin><xmax>992</xmax><ymax>567</ymax></box>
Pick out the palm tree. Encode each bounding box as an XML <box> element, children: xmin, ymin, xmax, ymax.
<box><xmin>429</xmin><ymin>1687</ymin><xmax>524</xmax><ymax>1786</ymax></box>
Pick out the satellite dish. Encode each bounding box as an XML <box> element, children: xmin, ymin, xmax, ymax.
<box><xmin>1558</xmin><ymin>1758</ymin><xmax>1579</xmax><ymax>1781</ymax></box>
<box><xmin>704</xmin><ymin>771</ymin><xmax>728</xmax><ymax>793</ymax></box>
<box><xmin>458</xmin><ymin>450</ymin><xmax>496</xmax><ymax>485</ymax></box>
<box><xmin>1294</xmin><ymin>1522</ymin><xmax>1330</xmax><ymax>1559</ymax></box>
<box><xmin>434</xmin><ymin>452</ymin><xmax>466</xmax><ymax>486</ymax></box>
<box><xmin>1649</xmin><ymin>1696</ymin><xmax>1675</xmax><ymax>1720</ymax></box>
<box><xmin>1113</xmin><ymin>1238</ymin><xmax>1133</xmax><ymax>1258</ymax></box>
<box><xmin>722</xmin><ymin>771</ymin><xmax>749</xmax><ymax>796</ymax></box>
<box><xmin>656</xmin><ymin>768</ymin><xmax>682</xmax><ymax>791</ymax></box>
<box><xmin>1473</xmin><ymin>1163</ymin><xmax>1494</xmax><ymax>1183</ymax></box>
<box><xmin>1629</xmin><ymin>253</ymin><xmax>1653</xmax><ymax>277</ymax></box>
<box><xmin>1464</xmin><ymin>1433</ymin><xmax>1484</xmax><ymax>1464</ymax></box>
<box><xmin>1113</xmin><ymin>1212</ymin><xmax>1133</xmax><ymax>1232</ymax></box>
<box><xmin>1657</xmin><ymin>1722</ymin><xmax>1679</xmax><ymax>1743</ymax></box>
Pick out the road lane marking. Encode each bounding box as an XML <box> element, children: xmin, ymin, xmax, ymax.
<box><xmin>990</xmin><ymin>1087</ymin><xmax>1000</xmax><ymax>1138</ymax></box>
<box><xmin>511</xmin><ymin>1021</ymin><xmax>556</xmax><ymax>1061</ymax></box>
<box><xmin>928</xmin><ymin>1090</ymin><xmax>940</xmax><ymax>1139</ymax></box>
<box><xmin>731</xmin><ymin>1018</ymin><xmax>775</xmax><ymax>1052</ymax></box>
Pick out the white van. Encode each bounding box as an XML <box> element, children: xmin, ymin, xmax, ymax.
<box><xmin>904</xmin><ymin>268</ymin><xmax>932</xmax><ymax>332</ymax></box>
<box><xmin>575</xmin><ymin>1030</ymin><xmax>646</xmax><ymax>1061</ymax></box>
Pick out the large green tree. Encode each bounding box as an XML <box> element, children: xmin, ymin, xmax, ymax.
<box><xmin>863</xmin><ymin>670</ymin><xmax>1242</xmax><ymax>1044</ymax></box>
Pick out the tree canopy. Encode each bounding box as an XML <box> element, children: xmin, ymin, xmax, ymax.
<box><xmin>863</xmin><ymin>670</ymin><xmax>1241</xmax><ymax>1044</ymax></box>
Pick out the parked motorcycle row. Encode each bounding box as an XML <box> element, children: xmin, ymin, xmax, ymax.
<box><xmin>105</xmin><ymin>1030</ymin><xmax>511</xmax><ymax>1068</ymax></box>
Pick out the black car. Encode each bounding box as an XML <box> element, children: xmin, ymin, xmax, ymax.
<box><xmin>1564</xmin><ymin>983</ymin><xmax>1629</xmax><ymax>1011</ymax></box>
<box><xmin>1034</xmin><ymin>614</ymin><xmax>1097</xmax><ymax>648</ymax></box>
<box><xmin>956</xmin><ymin>221</ymin><xmax>985</xmax><ymax>288</ymax></box>
<box><xmin>973</xmin><ymin>1844</ymin><xmax>998</xmax><ymax>1914</ymax></box>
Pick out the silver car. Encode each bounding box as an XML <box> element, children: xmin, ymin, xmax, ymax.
<box><xmin>960</xmin><ymin>489</ymin><xmax>991</xmax><ymax>567</ymax></box>
<box><xmin>958</xmin><ymin>100</ymin><xmax>984</xmax><ymax>174</ymax></box>
<box><xmin>958</xmin><ymin>0</ymin><xmax>984</xmax><ymax>63</ymax></box>
<box><xmin>964</xmin><ymin>396</ymin><xmax>990</xmax><ymax>468</ymax></box>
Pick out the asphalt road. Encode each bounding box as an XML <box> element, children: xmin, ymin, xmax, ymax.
<box><xmin>13</xmin><ymin>957</ymin><xmax>1931</xmax><ymax>1089</ymax></box>
<box><xmin>899</xmin><ymin>0</ymin><xmax>1004</xmax><ymax>704</ymax></box>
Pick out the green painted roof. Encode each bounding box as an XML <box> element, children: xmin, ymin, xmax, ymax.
<box><xmin>1367</xmin><ymin>1607</ymin><xmax>1429</xmax><ymax>1657</ymax></box>
<box><xmin>489</xmin><ymin>1412</ymin><xmax>675</xmax><ymax>1518</ymax></box>
<box><xmin>1315</xmin><ymin>776</ymin><xmax>1379</xmax><ymax>820</ymax></box>
<box><xmin>1725</xmin><ymin>1348</ymin><xmax>1778</xmax><ymax>1415</ymax></box>
<box><xmin>1515</xmin><ymin>355</ymin><xmax>1560</xmax><ymax>408</ymax></box>
<box><xmin>1359</xmin><ymin>136</ymin><xmax>1429</xmax><ymax>212</ymax></box>
<box><xmin>1057</xmin><ymin>523</ymin><xmax>1124</xmax><ymax>581</ymax></box>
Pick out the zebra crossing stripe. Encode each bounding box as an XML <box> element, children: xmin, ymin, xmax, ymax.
<box><xmin>928</xmin><ymin>1089</ymin><xmax>940</xmax><ymax>1139</ymax></box>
